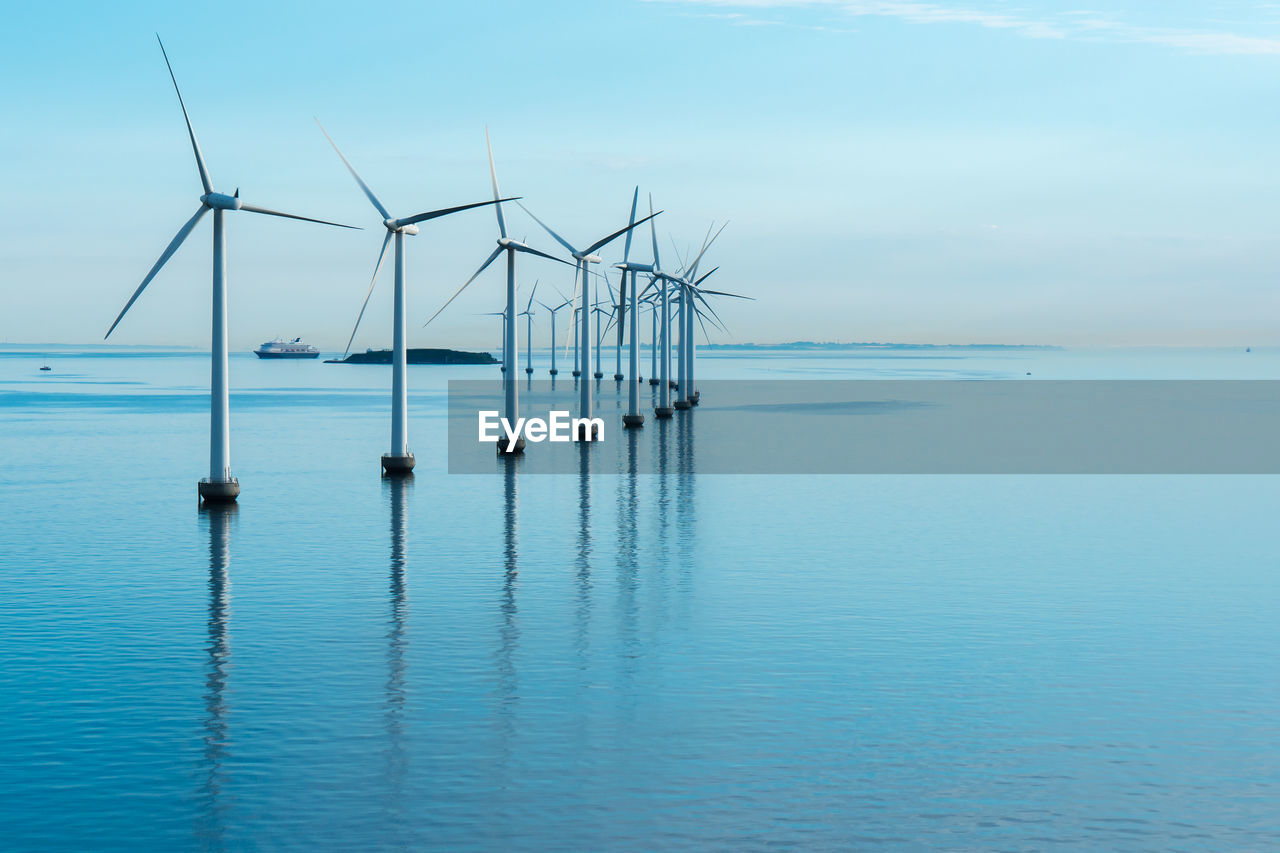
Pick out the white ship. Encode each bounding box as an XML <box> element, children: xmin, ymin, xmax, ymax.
<box><xmin>254</xmin><ymin>338</ymin><xmax>320</xmax><ymax>359</ymax></box>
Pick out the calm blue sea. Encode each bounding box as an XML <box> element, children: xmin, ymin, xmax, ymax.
<box><xmin>2</xmin><ymin>344</ymin><xmax>1278</xmax><ymax>850</ymax></box>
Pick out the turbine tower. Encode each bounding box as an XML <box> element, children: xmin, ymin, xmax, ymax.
<box><xmin>539</xmin><ymin>293</ymin><xmax>572</xmax><ymax>376</ymax></box>
<box><xmin>614</xmin><ymin>189</ymin><xmax>656</xmax><ymax>427</ymax></box>
<box><xmin>317</xmin><ymin>122</ymin><xmax>514</xmax><ymax>473</ymax></box>
<box><xmin>106</xmin><ymin>36</ymin><xmax>358</xmax><ymax>503</ymax></box>
<box><xmin>517</xmin><ymin>201</ymin><xmax>662</xmax><ymax>437</ymax></box>
<box><xmin>521</xmin><ymin>280</ymin><xmax>539</xmax><ymax>375</ymax></box>
<box><xmin>424</xmin><ymin>129</ymin><xmax>567</xmax><ymax>454</ymax></box>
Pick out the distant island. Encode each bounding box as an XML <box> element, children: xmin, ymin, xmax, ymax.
<box><xmin>326</xmin><ymin>348</ymin><xmax>498</xmax><ymax>365</ymax></box>
<box><xmin>702</xmin><ymin>341</ymin><xmax>1063</xmax><ymax>351</ymax></box>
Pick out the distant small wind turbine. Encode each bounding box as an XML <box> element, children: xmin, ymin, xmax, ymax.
<box><xmin>317</xmin><ymin>121</ymin><xmax>514</xmax><ymax>473</ymax></box>
<box><xmin>538</xmin><ymin>292</ymin><xmax>573</xmax><ymax>376</ymax></box>
<box><xmin>517</xmin><ymin>201</ymin><xmax>662</xmax><ymax>435</ymax></box>
<box><xmin>520</xmin><ymin>280</ymin><xmax>539</xmax><ymax>375</ymax></box>
<box><xmin>106</xmin><ymin>36</ymin><xmax>358</xmax><ymax>503</ymax></box>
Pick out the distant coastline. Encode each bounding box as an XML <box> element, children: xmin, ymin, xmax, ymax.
<box><xmin>702</xmin><ymin>342</ymin><xmax>1064</xmax><ymax>351</ymax></box>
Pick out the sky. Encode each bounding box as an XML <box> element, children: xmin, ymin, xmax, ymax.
<box><xmin>3</xmin><ymin>0</ymin><xmax>1280</xmax><ymax>348</ymax></box>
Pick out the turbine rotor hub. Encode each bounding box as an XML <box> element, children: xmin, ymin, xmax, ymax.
<box><xmin>201</xmin><ymin>192</ymin><xmax>242</xmax><ymax>211</ymax></box>
<box><xmin>385</xmin><ymin>218</ymin><xmax>419</xmax><ymax>235</ymax></box>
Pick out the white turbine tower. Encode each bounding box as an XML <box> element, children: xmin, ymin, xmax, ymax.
<box><xmin>538</xmin><ymin>293</ymin><xmax>572</xmax><ymax>376</ymax></box>
<box><xmin>105</xmin><ymin>36</ymin><xmax>358</xmax><ymax>503</ymax></box>
<box><xmin>424</xmin><ymin>129</ymin><xmax>568</xmax><ymax>454</ymax></box>
<box><xmin>317</xmin><ymin>122</ymin><xmax>514</xmax><ymax>473</ymax></box>
<box><xmin>517</xmin><ymin>201</ymin><xmax>661</xmax><ymax>436</ymax></box>
<box><xmin>613</xmin><ymin>189</ymin><xmax>656</xmax><ymax>427</ymax></box>
<box><xmin>521</xmin><ymin>280</ymin><xmax>539</xmax><ymax>375</ymax></box>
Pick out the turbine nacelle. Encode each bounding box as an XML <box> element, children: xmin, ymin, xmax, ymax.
<box><xmin>385</xmin><ymin>219</ymin><xmax>420</xmax><ymax>235</ymax></box>
<box><xmin>616</xmin><ymin>261</ymin><xmax>654</xmax><ymax>273</ymax></box>
<box><xmin>576</xmin><ymin>253</ymin><xmax>603</xmax><ymax>265</ymax></box>
<box><xmin>201</xmin><ymin>192</ymin><xmax>242</xmax><ymax>211</ymax></box>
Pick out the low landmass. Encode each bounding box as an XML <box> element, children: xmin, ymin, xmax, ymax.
<box><xmin>326</xmin><ymin>348</ymin><xmax>498</xmax><ymax>365</ymax></box>
<box><xmin>702</xmin><ymin>341</ymin><xmax>1063</xmax><ymax>351</ymax></box>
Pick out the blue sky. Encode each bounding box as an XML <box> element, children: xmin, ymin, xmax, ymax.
<box><xmin>3</xmin><ymin>0</ymin><xmax>1280</xmax><ymax>347</ymax></box>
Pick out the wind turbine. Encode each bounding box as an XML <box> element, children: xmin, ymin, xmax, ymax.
<box><xmin>517</xmin><ymin>200</ymin><xmax>662</xmax><ymax>436</ymax></box>
<box><xmin>520</xmin><ymin>280</ymin><xmax>539</xmax><ymax>375</ymax></box>
<box><xmin>424</xmin><ymin>129</ymin><xmax>568</xmax><ymax>454</ymax></box>
<box><xmin>538</xmin><ymin>292</ymin><xmax>573</xmax><ymax>376</ymax></box>
<box><xmin>105</xmin><ymin>36</ymin><xmax>358</xmax><ymax>503</ymax></box>
<box><xmin>612</xmin><ymin>189</ymin><xmax>656</xmax><ymax>427</ymax></box>
<box><xmin>670</xmin><ymin>223</ymin><xmax>728</xmax><ymax>409</ymax></box>
<box><xmin>317</xmin><ymin>122</ymin><xmax>515</xmax><ymax>474</ymax></box>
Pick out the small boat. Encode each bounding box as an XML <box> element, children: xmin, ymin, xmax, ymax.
<box><xmin>255</xmin><ymin>337</ymin><xmax>320</xmax><ymax>359</ymax></box>
<box><xmin>39</xmin><ymin>365</ymin><xmax>51</xmax><ymax>371</ymax></box>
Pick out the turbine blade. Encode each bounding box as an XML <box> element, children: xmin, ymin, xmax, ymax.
<box><xmin>515</xmin><ymin>202</ymin><xmax>578</xmax><ymax>256</ymax></box>
<box><xmin>694</xmin><ymin>266</ymin><xmax>720</xmax><ymax>287</ymax></box>
<box><xmin>525</xmin><ymin>279</ymin><xmax>539</xmax><ymax>313</ymax></box>
<box><xmin>649</xmin><ymin>194</ymin><xmax>661</xmax><ymax>271</ymax></box>
<box><xmin>695</xmin><ymin>306</ymin><xmax>716</xmax><ymax>343</ymax></box>
<box><xmin>699</xmin><ymin>287</ymin><xmax>754</xmax><ymax>300</ymax></box>
<box><xmin>398</xmin><ymin>197</ymin><xmax>519</xmax><ymax>227</ymax></box>
<box><xmin>424</xmin><ymin>245</ymin><xmax>504</xmax><ymax>327</ymax></box>
<box><xmin>106</xmin><ymin>204</ymin><xmax>208</xmax><ymax>338</ymax></box>
<box><xmin>343</xmin><ymin>231</ymin><xmax>393</xmax><ymax>358</ymax></box>
<box><xmin>694</xmin><ymin>290</ymin><xmax>729</xmax><ymax>332</ymax></box>
<box><xmin>512</xmin><ymin>243</ymin><xmax>574</xmax><ymax>268</ymax></box>
<box><xmin>239</xmin><ymin>203</ymin><xmax>360</xmax><ymax>229</ymax></box>
<box><xmin>485</xmin><ymin>126</ymin><xmax>507</xmax><ymax>239</ymax></box>
<box><xmin>314</xmin><ymin>118</ymin><xmax>391</xmax><ymax>221</ymax></box>
<box><xmin>622</xmin><ymin>186</ymin><xmax>638</xmax><ymax>263</ymax></box>
<box><xmin>688</xmin><ymin>221</ymin><xmax>729</xmax><ymax>279</ymax></box>
<box><xmin>670</xmin><ymin>235</ymin><xmax>687</xmax><ymax>274</ymax></box>
<box><xmin>156</xmin><ymin>35</ymin><xmax>212</xmax><ymax>194</ymax></box>
<box><xmin>583</xmin><ymin>209</ymin><xmax>662</xmax><ymax>257</ymax></box>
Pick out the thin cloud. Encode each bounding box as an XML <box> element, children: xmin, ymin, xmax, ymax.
<box><xmin>646</xmin><ymin>0</ymin><xmax>1280</xmax><ymax>55</ymax></box>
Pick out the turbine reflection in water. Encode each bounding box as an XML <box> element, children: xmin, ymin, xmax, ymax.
<box><xmin>383</xmin><ymin>474</ymin><xmax>411</xmax><ymax>834</ymax></box>
<box><xmin>575</xmin><ymin>442</ymin><xmax>593</xmax><ymax>664</ymax></box>
<box><xmin>493</xmin><ymin>459</ymin><xmax>521</xmax><ymax>786</ymax></box>
<box><xmin>197</xmin><ymin>503</ymin><xmax>236</xmax><ymax>850</ymax></box>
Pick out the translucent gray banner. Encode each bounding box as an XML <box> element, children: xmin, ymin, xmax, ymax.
<box><xmin>447</xmin><ymin>380</ymin><xmax>1280</xmax><ymax>474</ymax></box>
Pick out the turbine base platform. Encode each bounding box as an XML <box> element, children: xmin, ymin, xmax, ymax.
<box><xmin>674</xmin><ymin>399</ymin><xmax>692</xmax><ymax>410</ymax></box>
<box><xmin>648</xmin><ymin>378</ymin><xmax>661</xmax><ymax>386</ymax></box>
<box><xmin>549</xmin><ymin>369</ymin><xmax>558</xmax><ymax>376</ymax></box>
<box><xmin>654</xmin><ymin>406</ymin><xmax>674</xmax><ymax>419</ymax></box>
<box><xmin>574</xmin><ymin>422</ymin><xmax>601</xmax><ymax>441</ymax></box>
<box><xmin>613</xmin><ymin>373</ymin><xmax>624</xmax><ymax>381</ymax></box>
<box><xmin>572</xmin><ymin>370</ymin><xmax>581</xmax><ymax>377</ymax></box>
<box><xmin>691</xmin><ymin>391</ymin><xmax>700</xmax><ymax>405</ymax></box>
<box><xmin>381</xmin><ymin>453</ymin><xmax>416</xmax><ymax>475</ymax></box>
<box><xmin>198</xmin><ymin>478</ymin><xmax>240</xmax><ymax>503</ymax></box>
<box><xmin>496</xmin><ymin>436</ymin><xmax>526</xmax><ymax>455</ymax></box>
<box><xmin>623</xmin><ymin>414</ymin><xmax>645</xmax><ymax>428</ymax></box>
<box><xmin>525</xmin><ymin>367</ymin><xmax>533</xmax><ymax>374</ymax></box>
<box><xmin>593</xmin><ymin>372</ymin><xmax>604</xmax><ymax>379</ymax></box>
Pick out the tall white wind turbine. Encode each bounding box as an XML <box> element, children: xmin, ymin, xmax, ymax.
<box><xmin>613</xmin><ymin>189</ymin><xmax>656</xmax><ymax>426</ymax></box>
<box><xmin>317</xmin><ymin>122</ymin><xmax>515</xmax><ymax>473</ymax></box>
<box><xmin>517</xmin><ymin>201</ymin><xmax>662</xmax><ymax>435</ymax></box>
<box><xmin>106</xmin><ymin>36</ymin><xmax>359</xmax><ymax>503</ymax></box>
<box><xmin>424</xmin><ymin>129</ymin><xmax>568</xmax><ymax>454</ymax></box>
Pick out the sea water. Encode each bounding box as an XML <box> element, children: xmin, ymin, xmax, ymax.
<box><xmin>1</xmin><ymin>345</ymin><xmax>1277</xmax><ymax>850</ymax></box>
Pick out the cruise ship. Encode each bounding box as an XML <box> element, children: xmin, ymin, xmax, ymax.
<box><xmin>254</xmin><ymin>338</ymin><xmax>320</xmax><ymax>359</ymax></box>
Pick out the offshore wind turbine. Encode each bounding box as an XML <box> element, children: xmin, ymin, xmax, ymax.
<box><xmin>521</xmin><ymin>280</ymin><xmax>539</xmax><ymax>374</ymax></box>
<box><xmin>538</xmin><ymin>293</ymin><xmax>572</xmax><ymax>376</ymax></box>
<box><xmin>671</xmin><ymin>223</ymin><xmax>728</xmax><ymax>409</ymax></box>
<box><xmin>613</xmin><ymin>189</ymin><xmax>656</xmax><ymax>426</ymax></box>
<box><xmin>424</xmin><ymin>129</ymin><xmax>567</xmax><ymax>454</ymax></box>
<box><xmin>317</xmin><ymin>122</ymin><xmax>514</xmax><ymax>474</ymax></box>
<box><xmin>105</xmin><ymin>36</ymin><xmax>358</xmax><ymax>503</ymax></box>
<box><xmin>517</xmin><ymin>201</ymin><xmax>661</xmax><ymax>437</ymax></box>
